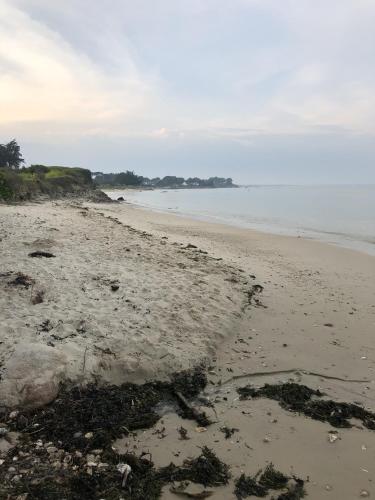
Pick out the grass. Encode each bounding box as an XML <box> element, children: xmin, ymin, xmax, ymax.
<box><xmin>0</xmin><ymin>165</ymin><xmax>93</xmax><ymax>201</ymax></box>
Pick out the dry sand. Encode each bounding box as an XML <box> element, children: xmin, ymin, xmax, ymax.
<box><xmin>1</xmin><ymin>199</ymin><xmax>375</xmax><ymax>499</ymax></box>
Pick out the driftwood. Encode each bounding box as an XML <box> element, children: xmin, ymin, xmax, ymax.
<box><xmin>174</xmin><ymin>391</ymin><xmax>212</xmax><ymax>426</ymax></box>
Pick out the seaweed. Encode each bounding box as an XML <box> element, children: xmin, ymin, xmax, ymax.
<box><xmin>234</xmin><ymin>473</ymin><xmax>268</xmax><ymax>498</ymax></box>
<box><xmin>234</xmin><ymin>467</ymin><xmax>304</xmax><ymax>500</ymax></box>
<box><xmin>220</xmin><ymin>426</ymin><xmax>239</xmax><ymax>439</ymax></box>
<box><xmin>246</xmin><ymin>284</ymin><xmax>264</xmax><ymax>307</ymax></box>
<box><xmin>275</xmin><ymin>478</ymin><xmax>306</xmax><ymax>499</ymax></box>
<box><xmin>159</xmin><ymin>446</ymin><xmax>231</xmax><ymax>487</ymax></box>
<box><xmin>9</xmin><ymin>367</ymin><xmax>209</xmax><ymax>452</ymax></box>
<box><xmin>237</xmin><ymin>382</ymin><xmax>375</xmax><ymax>429</ymax></box>
<box><xmin>0</xmin><ymin>369</ymin><xmax>231</xmax><ymax>499</ymax></box>
<box><xmin>10</xmin><ymin>382</ymin><xmax>165</xmax><ymax>451</ymax></box>
<box><xmin>259</xmin><ymin>464</ymin><xmax>289</xmax><ymax>490</ymax></box>
<box><xmin>0</xmin><ymin>447</ymin><xmax>163</xmax><ymax>500</ymax></box>
<box><xmin>28</xmin><ymin>251</ymin><xmax>56</xmax><ymax>258</ymax></box>
<box><xmin>171</xmin><ymin>369</ymin><xmax>207</xmax><ymax>398</ymax></box>
<box><xmin>7</xmin><ymin>272</ymin><xmax>35</xmax><ymax>288</ymax></box>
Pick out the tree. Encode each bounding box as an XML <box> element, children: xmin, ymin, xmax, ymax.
<box><xmin>157</xmin><ymin>176</ymin><xmax>185</xmax><ymax>187</ymax></box>
<box><xmin>29</xmin><ymin>164</ymin><xmax>49</xmax><ymax>175</ymax></box>
<box><xmin>0</xmin><ymin>145</ymin><xmax>7</xmax><ymax>168</ymax></box>
<box><xmin>0</xmin><ymin>140</ymin><xmax>24</xmax><ymax>169</ymax></box>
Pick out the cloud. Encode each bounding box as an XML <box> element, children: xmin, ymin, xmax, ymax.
<box><xmin>0</xmin><ymin>0</ymin><xmax>157</xmax><ymax>136</ymax></box>
<box><xmin>0</xmin><ymin>0</ymin><xmax>374</xmax><ymax>180</ymax></box>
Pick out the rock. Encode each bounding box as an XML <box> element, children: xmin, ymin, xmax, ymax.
<box><xmin>0</xmin><ymin>344</ymin><xmax>67</xmax><ymax>408</ymax></box>
<box><xmin>0</xmin><ymin>427</ymin><xmax>9</xmax><ymax>437</ymax></box>
<box><xmin>117</xmin><ymin>196</ymin><xmax>125</xmax><ymax>201</ymax></box>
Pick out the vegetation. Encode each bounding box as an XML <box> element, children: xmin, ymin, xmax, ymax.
<box><xmin>0</xmin><ymin>140</ymin><xmax>235</xmax><ymax>201</ymax></box>
<box><xmin>0</xmin><ymin>165</ymin><xmax>96</xmax><ymax>202</ymax></box>
<box><xmin>94</xmin><ymin>171</ymin><xmax>235</xmax><ymax>188</ymax></box>
<box><xmin>0</xmin><ymin>139</ymin><xmax>24</xmax><ymax>169</ymax></box>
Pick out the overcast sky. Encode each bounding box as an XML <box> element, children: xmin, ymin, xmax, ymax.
<box><xmin>1</xmin><ymin>0</ymin><xmax>374</xmax><ymax>183</ymax></box>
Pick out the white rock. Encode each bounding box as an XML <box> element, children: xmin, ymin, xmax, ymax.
<box><xmin>0</xmin><ymin>344</ymin><xmax>67</xmax><ymax>408</ymax></box>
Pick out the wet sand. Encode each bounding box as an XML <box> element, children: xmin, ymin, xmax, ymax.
<box><xmin>100</xmin><ymin>201</ymin><xmax>375</xmax><ymax>499</ymax></box>
<box><xmin>1</xmin><ymin>199</ymin><xmax>375</xmax><ymax>498</ymax></box>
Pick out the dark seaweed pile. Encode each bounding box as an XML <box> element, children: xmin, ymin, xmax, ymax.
<box><xmin>0</xmin><ymin>444</ymin><xmax>229</xmax><ymax>499</ymax></box>
<box><xmin>234</xmin><ymin>464</ymin><xmax>304</xmax><ymax>500</ymax></box>
<box><xmin>0</xmin><ymin>368</ymin><xmax>230</xmax><ymax>499</ymax></box>
<box><xmin>237</xmin><ymin>382</ymin><xmax>375</xmax><ymax>429</ymax></box>
<box><xmin>8</xmin><ymin>368</ymin><xmax>209</xmax><ymax>452</ymax></box>
<box><xmin>160</xmin><ymin>446</ymin><xmax>231</xmax><ymax>487</ymax></box>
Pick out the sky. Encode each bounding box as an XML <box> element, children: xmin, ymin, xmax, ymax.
<box><xmin>0</xmin><ymin>0</ymin><xmax>374</xmax><ymax>184</ymax></box>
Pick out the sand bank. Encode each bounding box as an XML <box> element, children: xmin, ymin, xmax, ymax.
<box><xmin>0</xmin><ymin>201</ymin><xmax>248</xmax><ymax>407</ymax></box>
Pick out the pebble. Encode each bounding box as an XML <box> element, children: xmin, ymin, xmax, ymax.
<box><xmin>84</xmin><ymin>432</ymin><xmax>93</xmax><ymax>439</ymax></box>
<box><xmin>0</xmin><ymin>427</ymin><xmax>9</xmax><ymax>437</ymax></box>
<box><xmin>9</xmin><ymin>411</ymin><xmax>19</xmax><ymax>420</ymax></box>
<box><xmin>360</xmin><ymin>491</ymin><xmax>370</xmax><ymax>498</ymax></box>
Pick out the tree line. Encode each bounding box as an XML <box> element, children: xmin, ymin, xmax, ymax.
<box><xmin>0</xmin><ymin>140</ymin><xmax>235</xmax><ymax>189</ymax></box>
<box><xmin>93</xmin><ymin>171</ymin><xmax>234</xmax><ymax>188</ymax></box>
<box><xmin>0</xmin><ymin>140</ymin><xmax>24</xmax><ymax>169</ymax></box>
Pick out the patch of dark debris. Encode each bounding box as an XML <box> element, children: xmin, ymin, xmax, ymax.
<box><xmin>0</xmin><ymin>371</ymin><xmax>312</xmax><ymax>499</ymax></box>
<box><xmin>234</xmin><ymin>464</ymin><xmax>305</xmax><ymax>499</ymax></box>
<box><xmin>28</xmin><ymin>251</ymin><xmax>56</xmax><ymax>258</ymax></box>
<box><xmin>245</xmin><ymin>284</ymin><xmax>266</xmax><ymax>308</ymax></box>
<box><xmin>6</xmin><ymin>272</ymin><xmax>35</xmax><ymax>289</ymax></box>
<box><xmin>0</xmin><ymin>368</ymin><xmax>229</xmax><ymax>499</ymax></box>
<box><xmin>237</xmin><ymin>382</ymin><xmax>375</xmax><ymax>429</ymax></box>
<box><xmin>220</xmin><ymin>426</ymin><xmax>238</xmax><ymax>439</ymax></box>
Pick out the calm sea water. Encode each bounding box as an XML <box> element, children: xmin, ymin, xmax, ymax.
<box><xmin>106</xmin><ymin>185</ymin><xmax>375</xmax><ymax>256</ymax></box>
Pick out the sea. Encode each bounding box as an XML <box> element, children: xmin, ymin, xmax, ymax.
<box><xmin>105</xmin><ymin>185</ymin><xmax>375</xmax><ymax>256</ymax></box>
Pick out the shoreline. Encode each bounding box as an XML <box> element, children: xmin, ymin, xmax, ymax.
<box><xmin>1</xmin><ymin>199</ymin><xmax>375</xmax><ymax>499</ymax></box>
<box><xmin>106</xmin><ymin>195</ymin><xmax>375</xmax><ymax>262</ymax></box>
<box><xmin>92</xmin><ymin>200</ymin><xmax>375</xmax><ymax>499</ymax></box>
<box><xmin>104</xmin><ymin>189</ymin><xmax>375</xmax><ymax>257</ymax></box>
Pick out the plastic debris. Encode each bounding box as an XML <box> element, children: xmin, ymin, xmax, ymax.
<box><xmin>328</xmin><ymin>431</ymin><xmax>338</xmax><ymax>443</ymax></box>
<box><xmin>117</xmin><ymin>463</ymin><xmax>132</xmax><ymax>487</ymax></box>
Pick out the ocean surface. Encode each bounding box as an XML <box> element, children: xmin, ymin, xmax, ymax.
<box><xmin>106</xmin><ymin>185</ymin><xmax>375</xmax><ymax>255</ymax></box>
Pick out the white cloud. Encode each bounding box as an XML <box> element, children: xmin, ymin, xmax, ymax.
<box><xmin>0</xmin><ymin>0</ymin><xmax>157</xmax><ymax>135</ymax></box>
<box><xmin>1</xmin><ymin>0</ymin><xmax>375</xmax><ymax>145</ymax></box>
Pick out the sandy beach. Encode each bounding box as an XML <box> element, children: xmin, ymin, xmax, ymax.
<box><xmin>1</xmin><ymin>199</ymin><xmax>375</xmax><ymax>499</ymax></box>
